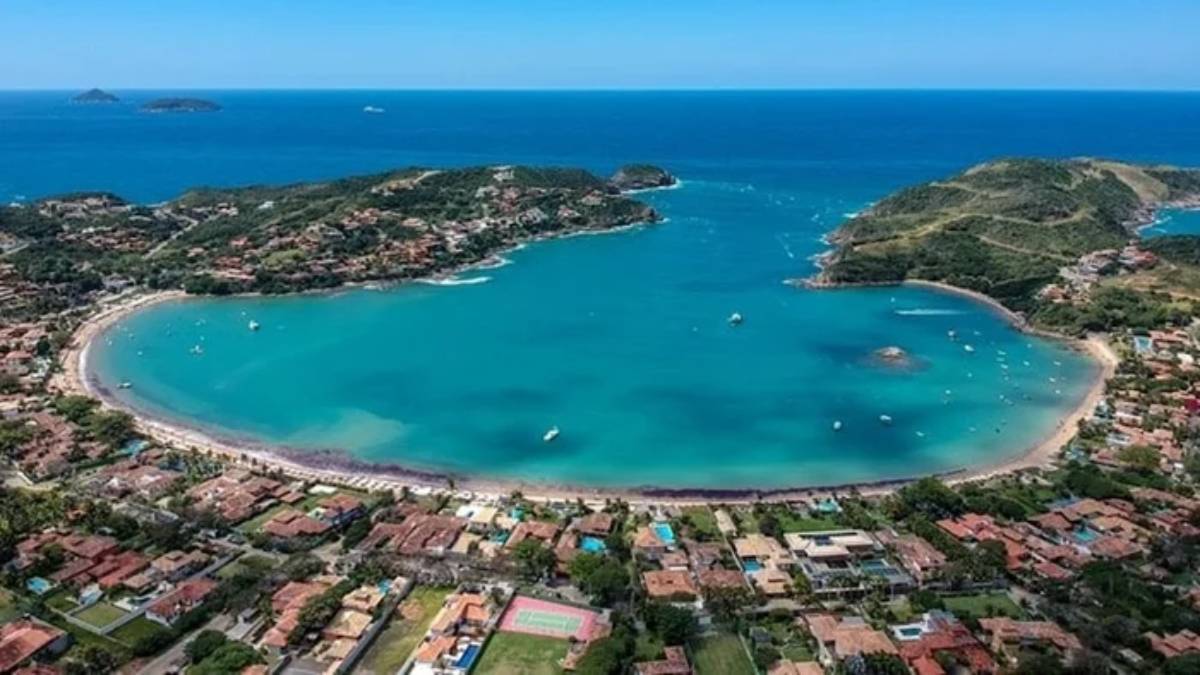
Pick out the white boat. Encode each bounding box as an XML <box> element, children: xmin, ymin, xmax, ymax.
<box><xmin>248</xmin><ymin>320</ymin><xmax>260</xmax><ymax>331</ymax></box>
<box><xmin>879</xmin><ymin>414</ymin><xmax>893</xmax><ymax>425</ymax></box>
<box><xmin>832</xmin><ymin>420</ymin><xmax>843</xmax><ymax>431</ymax></box>
<box><xmin>118</xmin><ymin>381</ymin><xmax>132</xmax><ymax>389</ymax></box>
<box><xmin>363</xmin><ymin>105</ymin><xmax>385</xmax><ymax>114</ymax></box>
<box><xmin>543</xmin><ymin>426</ymin><xmax>560</xmax><ymax>443</ymax></box>
<box><xmin>728</xmin><ymin>312</ymin><xmax>744</xmax><ymax>326</ymax></box>
<box><xmin>963</xmin><ymin>344</ymin><xmax>975</xmax><ymax>353</ymax></box>
<box><xmin>190</xmin><ymin>345</ymin><xmax>203</xmax><ymax>355</ymax></box>
<box><xmin>947</xmin><ymin>330</ymin><xmax>957</xmax><ymax>340</ymax></box>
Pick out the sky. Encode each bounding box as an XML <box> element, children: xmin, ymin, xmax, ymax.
<box><xmin>3</xmin><ymin>1</ymin><xmax>1198</xmax><ymax>90</ymax></box>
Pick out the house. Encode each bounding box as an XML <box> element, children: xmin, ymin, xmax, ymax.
<box><xmin>634</xmin><ymin>645</ymin><xmax>691</xmax><ymax>675</ymax></box>
<box><xmin>978</xmin><ymin>618</ymin><xmax>1081</xmax><ymax>663</ymax></box>
<box><xmin>733</xmin><ymin>534</ymin><xmax>795</xmax><ymax>570</ymax></box>
<box><xmin>146</xmin><ymin>578</ymin><xmax>219</xmax><ymax>626</ymax></box>
<box><xmin>0</xmin><ymin>618</ymin><xmax>71</xmax><ymax>673</ymax></box>
<box><xmin>804</xmin><ymin>613</ymin><xmax>898</xmax><ymax>667</ymax></box>
<box><xmin>642</xmin><ymin>570</ymin><xmax>699</xmax><ymax>602</ymax></box>
<box><xmin>150</xmin><ymin>550</ymin><xmax>210</xmax><ymax>582</ymax></box>
<box><xmin>358</xmin><ymin>514</ymin><xmax>465</xmax><ymax>555</ymax></box>
<box><xmin>260</xmin><ymin>578</ymin><xmax>337</xmax><ymax>649</ymax></box>
<box><xmin>575</xmin><ymin>512</ymin><xmax>615</xmax><ymax>537</ymax></box>
<box><xmin>262</xmin><ymin>509</ymin><xmax>330</xmax><ymax>539</ymax></box>
<box><xmin>633</xmin><ymin>526</ymin><xmax>670</xmax><ymax>560</ymax></box>
<box><xmin>894</xmin><ymin>612</ymin><xmax>996</xmax><ymax>674</ymax></box>
<box><xmin>875</xmin><ymin>531</ymin><xmax>946</xmax><ymax>584</ymax></box>
<box><xmin>321</xmin><ymin>608</ymin><xmax>372</xmax><ymax>641</ymax></box>
<box><xmin>506</xmin><ymin>520</ymin><xmax>560</xmax><ymax>550</ymax></box>
<box><xmin>1146</xmin><ymin>629</ymin><xmax>1200</xmax><ymax>660</ymax></box>
<box><xmin>312</xmin><ymin>494</ymin><xmax>365</xmax><ymax>528</ymax></box>
<box><xmin>768</xmin><ymin>662</ymin><xmax>824</xmax><ymax>675</ymax></box>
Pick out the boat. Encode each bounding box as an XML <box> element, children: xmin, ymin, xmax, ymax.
<box><xmin>963</xmin><ymin>344</ymin><xmax>975</xmax><ymax>353</ymax></box>
<box><xmin>363</xmin><ymin>105</ymin><xmax>385</xmax><ymax>114</ymax></box>
<box><xmin>190</xmin><ymin>345</ymin><xmax>203</xmax><ymax>355</ymax></box>
<box><xmin>879</xmin><ymin>414</ymin><xmax>893</xmax><ymax>425</ymax></box>
<box><xmin>248</xmin><ymin>320</ymin><xmax>260</xmax><ymax>331</ymax></box>
<box><xmin>832</xmin><ymin>420</ymin><xmax>843</xmax><ymax>431</ymax></box>
<box><xmin>118</xmin><ymin>381</ymin><xmax>132</xmax><ymax>389</ymax></box>
<box><xmin>947</xmin><ymin>330</ymin><xmax>957</xmax><ymax>340</ymax></box>
<box><xmin>728</xmin><ymin>312</ymin><xmax>743</xmax><ymax>326</ymax></box>
<box><xmin>543</xmin><ymin>426</ymin><xmax>560</xmax><ymax>443</ymax></box>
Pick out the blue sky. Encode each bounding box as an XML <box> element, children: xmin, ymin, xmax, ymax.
<box><xmin>4</xmin><ymin>1</ymin><xmax>1198</xmax><ymax>90</ymax></box>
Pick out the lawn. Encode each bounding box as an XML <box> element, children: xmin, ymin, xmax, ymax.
<box><xmin>635</xmin><ymin>632</ymin><xmax>665</xmax><ymax>661</ymax></box>
<box><xmin>358</xmin><ymin>586</ymin><xmax>452</xmax><ymax>675</ymax></box>
<box><xmin>680</xmin><ymin>506</ymin><xmax>720</xmax><ymax>539</ymax></box>
<box><xmin>217</xmin><ymin>553</ymin><xmax>277</xmax><ymax>580</ymax></box>
<box><xmin>45</xmin><ymin>589</ymin><xmax>78</xmax><ymax>612</ymax></box>
<box><xmin>474</xmin><ymin>632</ymin><xmax>569</xmax><ymax>675</ymax></box>
<box><xmin>691</xmin><ymin>634</ymin><xmax>755</xmax><ymax>675</ymax></box>
<box><xmin>943</xmin><ymin>593</ymin><xmax>1023</xmax><ymax>619</ymax></box>
<box><xmin>776</xmin><ymin>512</ymin><xmax>839</xmax><ymax>533</ymax></box>
<box><xmin>111</xmin><ymin>617</ymin><xmax>170</xmax><ymax>645</ymax></box>
<box><xmin>75</xmin><ymin>602</ymin><xmax>128</xmax><ymax>628</ymax></box>
<box><xmin>236</xmin><ymin>503</ymin><xmax>288</xmax><ymax>534</ymax></box>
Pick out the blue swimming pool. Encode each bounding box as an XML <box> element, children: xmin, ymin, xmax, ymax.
<box><xmin>743</xmin><ymin>560</ymin><xmax>763</xmax><ymax>572</ymax></box>
<box><xmin>455</xmin><ymin>643</ymin><xmax>481</xmax><ymax>669</ymax></box>
<box><xmin>26</xmin><ymin>577</ymin><xmax>52</xmax><ymax>595</ymax></box>
<box><xmin>1074</xmin><ymin>527</ymin><xmax>1099</xmax><ymax>543</ymax></box>
<box><xmin>1133</xmin><ymin>335</ymin><xmax>1154</xmax><ymax>354</ymax></box>
<box><xmin>652</xmin><ymin>522</ymin><xmax>676</xmax><ymax>547</ymax></box>
<box><xmin>581</xmin><ymin>536</ymin><xmax>607</xmax><ymax>553</ymax></box>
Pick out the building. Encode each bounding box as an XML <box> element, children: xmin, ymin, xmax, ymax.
<box><xmin>1146</xmin><ymin>629</ymin><xmax>1200</xmax><ymax>660</ymax></box>
<box><xmin>146</xmin><ymin>578</ymin><xmax>219</xmax><ymax>626</ymax></box>
<box><xmin>804</xmin><ymin>613</ymin><xmax>898</xmax><ymax>668</ymax></box>
<box><xmin>978</xmin><ymin>618</ymin><xmax>1082</xmax><ymax>664</ymax></box>
<box><xmin>0</xmin><ymin>619</ymin><xmax>70</xmax><ymax>673</ymax></box>
<box><xmin>642</xmin><ymin>570</ymin><xmax>699</xmax><ymax>602</ymax></box>
<box><xmin>634</xmin><ymin>645</ymin><xmax>691</xmax><ymax>674</ymax></box>
<box><xmin>875</xmin><ymin>531</ymin><xmax>947</xmax><ymax>584</ymax></box>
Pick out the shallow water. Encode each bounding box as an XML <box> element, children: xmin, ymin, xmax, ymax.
<box><xmin>6</xmin><ymin>90</ymin><xmax>1196</xmax><ymax>488</ymax></box>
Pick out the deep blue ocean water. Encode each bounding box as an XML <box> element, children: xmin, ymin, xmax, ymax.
<box><xmin>6</xmin><ymin>90</ymin><xmax>1200</xmax><ymax>489</ymax></box>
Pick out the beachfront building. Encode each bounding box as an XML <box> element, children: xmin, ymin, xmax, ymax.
<box><xmin>786</xmin><ymin>530</ymin><xmax>912</xmax><ymax>598</ymax></box>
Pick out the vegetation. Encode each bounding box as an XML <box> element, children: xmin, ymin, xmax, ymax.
<box><xmin>820</xmin><ymin>158</ymin><xmax>1200</xmax><ymax>328</ymax></box>
<box><xmin>474</xmin><ymin>631</ymin><xmax>570</xmax><ymax>675</ymax></box>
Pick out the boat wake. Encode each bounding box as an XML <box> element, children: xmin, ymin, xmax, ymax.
<box><xmin>418</xmin><ymin>276</ymin><xmax>491</xmax><ymax>287</ymax></box>
<box><xmin>894</xmin><ymin>308</ymin><xmax>965</xmax><ymax>316</ymax></box>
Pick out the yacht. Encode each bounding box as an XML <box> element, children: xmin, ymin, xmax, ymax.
<box><xmin>118</xmin><ymin>381</ymin><xmax>132</xmax><ymax>389</ymax></box>
<box><xmin>879</xmin><ymin>414</ymin><xmax>893</xmax><ymax>425</ymax></box>
<box><xmin>248</xmin><ymin>320</ymin><xmax>261</xmax><ymax>331</ymax></box>
<box><xmin>363</xmin><ymin>105</ymin><xmax>385</xmax><ymax>114</ymax></box>
<box><xmin>728</xmin><ymin>312</ymin><xmax>743</xmax><ymax>326</ymax></box>
<box><xmin>832</xmin><ymin>420</ymin><xmax>843</xmax><ymax>431</ymax></box>
<box><xmin>543</xmin><ymin>426</ymin><xmax>560</xmax><ymax>443</ymax></box>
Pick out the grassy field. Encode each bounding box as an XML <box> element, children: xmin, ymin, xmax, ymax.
<box><xmin>358</xmin><ymin>586</ymin><xmax>452</xmax><ymax>675</ymax></box>
<box><xmin>680</xmin><ymin>506</ymin><xmax>720</xmax><ymax>539</ymax></box>
<box><xmin>216</xmin><ymin>553</ymin><xmax>277</xmax><ymax>580</ymax></box>
<box><xmin>111</xmin><ymin>617</ymin><xmax>169</xmax><ymax>645</ymax></box>
<box><xmin>45</xmin><ymin>589</ymin><xmax>78</xmax><ymax>612</ymax></box>
<box><xmin>776</xmin><ymin>512</ymin><xmax>839</xmax><ymax>533</ymax></box>
<box><xmin>943</xmin><ymin>593</ymin><xmax>1023</xmax><ymax>619</ymax></box>
<box><xmin>75</xmin><ymin>602</ymin><xmax>128</xmax><ymax>628</ymax></box>
<box><xmin>474</xmin><ymin>632</ymin><xmax>569</xmax><ymax>675</ymax></box>
<box><xmin>634</xmin><ymin>632</ymin><xmax>665</xmax><ymax>661</ymax></box>
<box><xmin>691</xmin><ymin>634</ymin><xmax>755</xmax><ymax>675</ymax></box>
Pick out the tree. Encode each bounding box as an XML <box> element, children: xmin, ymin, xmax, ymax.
<box><xmin>891</xmin><ymin>477</ymin><xmax>966</xmax><ymax>520</ymax></box>
<box><xmin>754</xmin><ymin>644</ymin><xmax>782</xmax><ymax>671</ymax></box>
<box><xmin>1117</xmin><ymin>445</ymin><xmax>1161</xmax><ymax>472</ymax></box>
<box><xmin>512</xmin><ymin>539</ymin><xmax>557</xmax><ymax>581</ymax></box>
<box><xmin>642</xmin><ymin>602</ymin><xmax>698</xmax><ymax>645</ymax></box>
<box><xmin>185</xmin><ymin>629</ymin><xmax>229</xmax><ymax>663</ymax></box>
<box><xmin>189</xmin><ymin>642</ymin><xmax>262</xmax><ymax>675</ymax></box>
<box><xmin>703</xmin><ymin>585</ymin><xmax>755</xmax><ymax>627</ymax></box>
<box><xmin>86</xmin><ymin>410</ymin><xmax>136</xmax><ymax>449</ymax></box>
<box><xmin>1165</xmin><ymin>653</ymin><xmax>1200</xmax><ymax>675</ymax></box>
<box><xmin>1015</xmin><ymin>651</ymin><xmax>1064</xmax><ymax>675</ymax></box>
<box><xmin>53</xmin><ymin>395</ymin><xmax>98</xmax><ymax>424</ymax></box>
<box><xmin>63</xmin><ymin>645</ymin><xmax>120</xmax><ymax>675</ymax></box>
<box><xmin>569</xmin><ymin>553</ymin><xmax>629</xmax><ymax>606</ymax></box>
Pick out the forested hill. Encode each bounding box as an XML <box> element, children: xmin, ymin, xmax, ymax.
<box><xmin>0</xmin><ymin>165</ymin><xmax>669</xmax><ymax>319</ymax></box>
<box><xmin>816</xmin><ymin>158</ymin><xmax>1200</xmax><ymax>331</ymax></box>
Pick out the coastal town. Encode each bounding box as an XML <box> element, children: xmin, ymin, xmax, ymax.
<box><xmin>1</xmin><ymin>167</ymin><xmax>1200</xmax><ymax>675</ymax></box>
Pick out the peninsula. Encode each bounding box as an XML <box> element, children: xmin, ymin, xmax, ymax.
<box><xmin>71</xmin><ymin>88</ymin><xmax>119</xmax><ymax>103</ymax></box>
<box><xmin>140</xmin><ymin>97</ymin><xmax>222</xmax><ymax>113</ymax></box>
<box><xmin>815</xmin><ymin>158</ymin><xmax>1200</xmax><ymax>334</ymax></box>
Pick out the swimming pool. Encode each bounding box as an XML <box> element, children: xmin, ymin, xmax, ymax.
<box><xmin>652</xmin><ymin>522</ymin><xmax>676</xmax><ymax>547</ymax></box>
<box><xmin>1074</xmin><ymin>527</ymin><xmax>1099</xmax><ymax>544</ymax></box>
<box><xmin>580</xmin><ymin>536</ymin><xmax>607</xmax><ymax>553</ymax></box>
<box><xmin>743</xmin><ymin>560</ymin><xmax>763</xmax><ymax>572</ymax></box>
<box><xmin>454</xmin><ymin>643</ymin><xmax>481</xmax><ymax>669</ymax></box>
<box><xmin>26</xmin><ymin>577</ymin><xmax>52</xmax><ymax>595</ymax></box>
<box><xmin>1133</xmin><ymin>335</ymin><xmax>1154</xmax><ymax>354</ymax></box>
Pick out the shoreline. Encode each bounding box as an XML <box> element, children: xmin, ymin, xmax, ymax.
<box><xmin>55</xmin><ymin>273</ymin><xmax>1116</xmax><ymax>505</ymax></box>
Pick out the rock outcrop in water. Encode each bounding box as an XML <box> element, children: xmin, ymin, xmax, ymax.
<box><xmin>609</xmin><ymin>164</ymin><xmax>677</xmax><ymax>191</ymax></box>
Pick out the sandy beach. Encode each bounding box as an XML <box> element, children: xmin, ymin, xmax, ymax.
<box><xmin>53</xmin><ymin>275</ymin><xmax>1118</xmax><ymax>506</ymax></box>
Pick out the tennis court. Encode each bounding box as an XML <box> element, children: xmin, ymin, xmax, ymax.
<box><xmin>497</xmin><ymin>596</ymin><xmax>599</xmax><ymax>641</ymax></box>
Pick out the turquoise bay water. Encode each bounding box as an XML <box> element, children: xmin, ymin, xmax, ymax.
<box><xmin>1141</xmin><ymin>208</ymin><xmax>1200</xmax><ymax>238</ymax></box>
<box><xmin>90</xmin><ymin>179</ymin><xmax>1096</xmax><ymax>489</ymax></box>
<box><xmin>7</xmin><ymin>90</ymin><xmax>1196</xmax><ymax>489</ymax></box>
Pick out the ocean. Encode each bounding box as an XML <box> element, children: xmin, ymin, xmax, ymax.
<box><xmin>8</xmin><ymin>90</ymin><xmax>1200</xmax><ymax>489</ymax></box>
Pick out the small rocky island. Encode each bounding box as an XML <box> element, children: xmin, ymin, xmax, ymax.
<box><xmin>609</xmin><ymin>164</ymin><xmax>677</xmax><ymax>191</ymax></box>
<box><xmin>72</xmin><ymin>88</ymin><xmax>119</xmax><ymax>103</ymax></box>
<box><xmin>140</xmin><ymin>97</ymin><xmax>222</xmax><ymax>113</ymax></box>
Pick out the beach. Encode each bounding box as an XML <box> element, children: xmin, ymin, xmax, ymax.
<box><xmin>55</xmin><ymin>279</ymin><xmax>1117</xmax><ymax>505</ymax></box>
